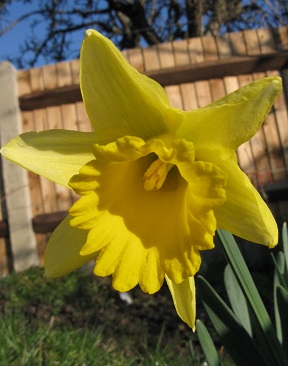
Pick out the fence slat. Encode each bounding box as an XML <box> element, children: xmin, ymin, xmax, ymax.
<box><xmin>127</xmin><ymin>47</ymin><xmax>144</xmax><ymax>72</ymax></box>
<box><xmin>244</xmin><ymin>29</ymin><xmax>261</xmax><ymax>55</ymax></box>
<box><xmin>209</xmin><ymin>78</ymin><xmax>226</xmax><ymax>100</ymax></box>
<box><xmin>195</xmin><ymin>80</ymin><xmax>212</xmax><ymax>107</ymax></box>
<box><xmin>17</xmin><ymin>69</ymin><xmax>31</xmax><ymax>96</ymax></box>
<box><xmin>216</xmin><ymin>34</ymin><xmax>232</xmax><ymax>59</ymax></box>
<box><xmin>165</xmin><ymin>85</ymin><xmax>183</xmax><ymax>109</ymax></box>
<box><xmin>229</xmin><ymin>31</ymin><xmax>247</xmax><ymax>56</ymax></box>
<box><xmin>157</xmin><ymin>42</ymin><xmax>175</xmax><ymax>68</ymax></box>
<box><xmin>143</xmin><ymin>45</ymin><xmax>160</xmax><ymax>72</ymax></box>
<box><xmin>257</xmin><ymin>28</ymin><xmax>277</xmax><ymax>54</ymax></box>
<box><xmin>202</xmin><ymin>35</ymin><xmax>219</xmax><ymax>61</ymax></box>
<box><xmin>173</xmin><ymin>39</ymin><xmax>190</xmax><ymax>66</ymax></box>
<box><xmin>70</xmin><ymin>59</ymin><xmax>80</xmax><ymax>84</ymax></box>
<box><xmin>29</xmin><ymin>67</ymin><xmax>44</xmax><ymax>93</ymax></box>
<box><xmin>56</xmin><ymin>61</ymin><xmax>73</xmax><ymax>88</ymax></box>
<box><xmin>278</xmin><ymin>26</ymin><xmax>288</xmax><ymax>50</ymax></box>
<box><xmin>268</xmin><ymin>70</ymin><xmax>288</xmax><ymax>169</ymax></box>
<box><xmin>188</xmin><ymin>36</ymin><xmax>204</xmax><ymax>63</ymax></box>
<box><xmin>180</xmin><ymin>83</ymin><xmax>198</xmax><ymax>111</ymax></box>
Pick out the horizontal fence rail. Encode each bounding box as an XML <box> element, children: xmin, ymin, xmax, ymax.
<box><xmin>0</xmin><ymin>25</ymin><xmax>288</xmax><ymax>275</ymax></box>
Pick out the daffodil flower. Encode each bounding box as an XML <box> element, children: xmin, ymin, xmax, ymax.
<box><xmin>1</xmin><ymin>30</ymin><xmax>282</xmax><ymax>330</ymax></box>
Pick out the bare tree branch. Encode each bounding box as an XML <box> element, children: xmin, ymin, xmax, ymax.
<box><xmin>0</xmin><ymin>0</ymin><xmax>287</xmax><ymax>68</ymax></box>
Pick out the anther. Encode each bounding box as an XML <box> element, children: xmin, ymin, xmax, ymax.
<box><xmin>143</xmin><ymin>158</ymin><xmax>173</xmax><ymax>191</ymax></box>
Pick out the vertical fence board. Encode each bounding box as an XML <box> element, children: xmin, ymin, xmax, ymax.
<box><xmin>278</xmin><ymin>26</ymin><xmax>288</xmax><ymax>50</ymax></box>
<box><xmin>188</xmin><ymin>37</ymin><xmax>204</xmax><ymax>63</ymax></box>
<box><xmin>17</xmin><ymin>69</ymin><xmax>31</xmax><ymax>96</ymax></box>
<box><xmin>29</xmin><ymin>67</ymin><xmax>44</xmax><ymax>92</ymax></box>
<box><xmin>70</xmin><ymin>59</ymin><xmax>80</xmax><ymax>85</ymax></box>
<box><xmin>195</xmin><ymin>81</ymin><xmax>212</xmax><ymax>107</ymax></box>
<box><xmin>216</xmin><ymin>34</ymin><xmax>232</xmax><ymax>59</ymax></box>
<box><xmin>173</xmin><ymin>39</ymin><xmax>190</xmax><ymax>66</ymax></box>
<box><xmin>202</xmin><ymin>35</ymin><xmax>219</xmax><ymax>61</ymax></box>
<box><xmin>157</xmin><ymin>42</ymin><xmax>175</xmax><ymax>68</ymax></box>
<box><xmin>229</xmin><ymin>31</ymin><xmax>247</xmax><ymax>56</ymax></box>
<box><xmin>244</xmin><ymin>29</ymin><xmax>261</xmax><ymax>55</ymax></box>
<box><xmin>61</xmin><ymin>103</ymin><xmax>78</xmax><ymax>131</ymax></box>
<box><xmin>180</xmin><ymin>83</ymin><xmax>198</xmax><ymax>111</ymax></box>
<box><xmin>257</xmin><ymin>28</ymin><xmax>277</xmax><ymax>54</ymax></box>
<box><xmin>143</xmin><ymin>45</ymin><xmax>160</xmax><ymax>71</ymax></box>
<box><xmin>268</xmin><ymin>70</ymin><xmax>288</xmax><ymax>170</ymax></box>
<box><xmin>56</xmin><ymin>61</ymin><xmax>73</xmax><ymax>87</ymax></box>
<box><xmin>127</xmin><ymin>48</ymin><xmax>144</xmax><ymax>72</ymax></box>
<box><xmin>223</xmin><ymin>76</ymin><xmax>239</xmax><ymax>93</ymax></box>
<box><xmin>210</xmin><ymin>79</ymin><xmax>226</xmax><ymax>100</ymax></box>
<box><xmin>165</xmin><ymin>85</ymin><xmax>183</xmax><ymax>109</ymax></box>
<box><xmin>42</xmin><ymin>64</ymin><xmax>58</xmax><ymax>90</ymax></box>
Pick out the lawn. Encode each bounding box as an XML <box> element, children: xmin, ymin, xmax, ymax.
<box><xmin>0</xmin><ymin>264</ymin><xmax>236</xmax><ymax>366</ymax></box>
<box><xmin>1</xmin><ymin>237</ymin><xmax>276</xmax><ymax>366</ymax></box>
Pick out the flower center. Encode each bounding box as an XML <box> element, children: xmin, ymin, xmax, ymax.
<box><xmin>143</xmin><ymin>158</ymin><xmax>174</xmax><ymax>191</ymax></box>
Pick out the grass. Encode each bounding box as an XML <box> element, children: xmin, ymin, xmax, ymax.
<box><xmin>0</xmin><ymin>267</ymin><xmax>208</xmax><ymax>366</ymax></box>
<box><xmin>0</xmin><ymin>242</ymin><xmax>272</xmax><ymax>365</ymax></box>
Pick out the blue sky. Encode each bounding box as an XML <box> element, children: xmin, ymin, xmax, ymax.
<box><xmin>0</xmin><ymin>1</ymin><xmax>198</xmax><ymax>69</ymax></box>
<box><xmin>0</xmin><ymin>2</ymin><xmax>84</xmax><ymax>69</ymax></box>
<box><xmin>0</xmin><ymin>2</ymin><xmax>38</xmax><ymax>66</ymax></box>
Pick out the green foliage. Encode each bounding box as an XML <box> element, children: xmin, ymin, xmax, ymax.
<box><xmin>196</xmin><ymin>319</ymin><xmax>221</xmax><ymax>366</ymax></box>
<box><xmin>197</xmin><ymin>224</ymin><xmax>288</xmax><ymax>366</ymax></box>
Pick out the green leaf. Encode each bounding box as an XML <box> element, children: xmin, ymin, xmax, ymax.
<box><xmin>224</xmin><ymin>264</ymin><xmax>252</xmax><ymax>336</ymax></box>
<box><xmin>196</xmin><ymin>319</ymin><xmax>222</xmax><ymax>366</ymax></box>
<box><xmin>217</xmin><ymin>229</ymin><xmax>288</xmax><ymax>366</ymax></box>
<box><xmin>198</xmin><ymin>276</ymin><xmax>269</xmax><ymax>366</ymax></box>
<box><xmin>273</xmin><ymin>251</ymin><xmax>286</xmax><ymax>342</ymax></box>
<box><xmin>282</xmin><ymin>223</ymin><xmax>288</xmax><ymax>273</ymax></box>
<box><xmin>272</xmin><ymin>252</ymin><xmax>287</xmax><ymax>290</ymax></box>
<box><xmin>276</xmin><ymin>285</ymin><xmax>288</xmax><ymax>357</ymax></box>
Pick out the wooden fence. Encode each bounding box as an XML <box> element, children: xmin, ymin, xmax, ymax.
<box><xmin>0</xmin><ymin>26</ymin><xmax>288</xmax><ymax>275</ymax></box>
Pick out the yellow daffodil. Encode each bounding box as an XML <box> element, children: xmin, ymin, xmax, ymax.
<box><xmin>1</xmin><ymin>30</ymin><xmax>282</xmax><ymax>330</ymax></box>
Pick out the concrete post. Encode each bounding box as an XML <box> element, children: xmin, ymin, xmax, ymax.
<box><xmin>0</xmin><ymin>62</ymin><xmax>39</xmax><ymax>271</ymax></box>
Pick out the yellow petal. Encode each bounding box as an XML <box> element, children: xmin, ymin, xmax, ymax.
<box><xmin>97</xmin><ymin>233</ymin><xmax>146</xmax><ymax>292</ymax></box>
<box><xmin>177</xmin><ymin>77</ymin><xmax>282</xmax><ymax>155</ymax></box>
<box><xmin>139</xmin><ymin>246</ymin><xmax>164</xmax><ymax>294</ymax></box>
<box><xmin>44</xmin><ymin>215</ymin><xmax>97</xmax><ymax>278</ymax></box>
<box><xmin>1</xmin><ymin>130</ymin><xmax>97</xmax><ymax>188</ymax></box>
<box><xmin>80</xmin><ymin>30</ymin><xmax>170</xmax><ymax>139</ymax></box>
<box><xmin>68</xmin><ymin>135</ymin><xmax>227</xmax><ymax>292</ymax></box>
<box><xmin>214</xmin><ymin>160</ymin><xmax>278</xmax><ymax>247</ymax></box>
<box><xmin>165</xmin><ymin>275</ymin><xmax>196</xmax><ymax>330</ymax></box>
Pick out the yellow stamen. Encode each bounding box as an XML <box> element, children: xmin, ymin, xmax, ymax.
<box><xmin>143</xmin><ymin>158</ymin><xmax>173</xmax><ymax>191</ymax></box>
